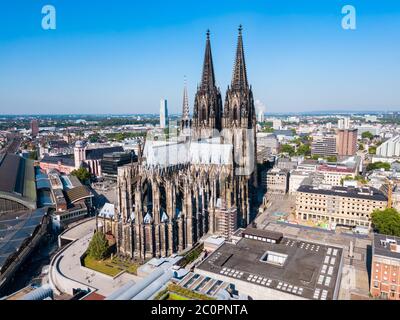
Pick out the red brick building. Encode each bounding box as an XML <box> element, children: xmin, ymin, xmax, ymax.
<box><xmin>336</xmin><ymin>129</ymin><xmax>358</xmax><ymax>156</ymax></box>
<box><xmin>370</xmin><ymin>233</ymin><xmax>400</xmax><ymax>300</ymax></box>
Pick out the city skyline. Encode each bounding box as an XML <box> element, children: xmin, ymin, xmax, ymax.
<box><xmin>0</xmin><ymin>1</ymin><xmax>400</xmax><ymax>115</ymax></box>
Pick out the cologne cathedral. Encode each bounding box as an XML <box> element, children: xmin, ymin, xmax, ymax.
<box><xmin>100</xmin><ymin>26</ymin><xmax>258</xmax><ymax>260</ymax></box>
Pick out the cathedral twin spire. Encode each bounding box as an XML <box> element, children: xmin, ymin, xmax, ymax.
<box><xmin>200</xmin><ymin>30</ymin><xmax>216</xmax><ymax>91</ymax></box>
<box><xmin>187</xmin><ymin>26</ymin><xmax>253</xmax><ymax>134</ymax></box>
<box><xmin>231</xmin><ymin>25</ymin><xmax>249</xmax><ymax>90</ymax></box>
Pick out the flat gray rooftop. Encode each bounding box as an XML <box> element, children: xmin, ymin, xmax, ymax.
<box><xmin>373</xmin><ymin>233</ymin><xmax>400</xmax><ymax>260</ymax></box>
<box><xmin>197</xmin><ymin>234</ymin><xmax>343</xmax><ymax>300</ymax></box>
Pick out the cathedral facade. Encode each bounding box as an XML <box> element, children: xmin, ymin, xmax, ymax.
<box><xmin>100</xmin><ymin>26</ymin><xmax>258</xmax><ymax>260</ymax></box>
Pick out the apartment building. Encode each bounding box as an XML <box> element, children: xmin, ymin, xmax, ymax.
<box><xmin>370</xmin><ymin>234</ymin><xmax>400</xmax><ymax>300</ymax></box>
<box><xmin>266</xmin><ymin>168</ymin><xmax>289</xmax><ymax>195</ymax></box>
<box><xmin>316</xmin><ymin>163</ymin><xmax>358</xmax><ymax>186</ymax></box>
<box><xmin>296</xmin><ymin>185</ymin><xmax>387</xmax><ymax>228</ymax></box>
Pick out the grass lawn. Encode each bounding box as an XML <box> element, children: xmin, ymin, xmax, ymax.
<box><xmin>83</xmin><ymin>255</ymin><xmax>140</xmax><ymax>277</ymax></box>
<box><xmin>83</xmin><ymin>256</ymin><xmax>123</xmax><ymax>277</ymax></box>
<box><xmin>111</xmin><ymin>257</ymin><xmax>140</xmax><ymax>275</ymax></box>
<box><xmin>166</xmin><ymin>293</ymin><xmax>190</xmax><ymax>300</ymax></box>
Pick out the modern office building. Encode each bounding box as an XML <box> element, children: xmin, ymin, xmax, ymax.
<box><xmin>370</xmin><ymin>233</ymin><xmax>400</xmax><ymax>300</ymax></box>
<box><xmin>296</xmin><ymin>185</ymin><xmax>387</xmax><ymax>228</ymax></box>
<box><xmin>160</xmin><ymin>99</ymin><xmax>169</xmax><ymax>129</ymax></box>
<box><xmin>311</xmin><ymin>135</ymin><xmax>337</xmax><ymax>157</ymax></box>
<box><xmin>376</xmin><ymin>135</ymin><xmax>400</xmax><ymax>157</ymax></box>
<box><xmin>336</xmin><ymin>129</ymin><xmax>358</xmax><ymax>156</ymax></box>
<box><xmin>31</xmin><ymin>119</ymin><xmax>39</xmax><ymax>138</ymax></box>
<box><xmin>101</xmin><ymin>151</ymin><xmax>136</xmax><ymax>180</ymax></box>
<box><xmin>196</xmin><ymin>227</ymin><xmax>343</xmax><ymax>300</ymax></box>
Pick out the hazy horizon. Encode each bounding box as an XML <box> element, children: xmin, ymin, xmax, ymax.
<box><xmin>1</xmin><ymin>0</ymin><xmax>400</xmax><ymax>114</ymax></box>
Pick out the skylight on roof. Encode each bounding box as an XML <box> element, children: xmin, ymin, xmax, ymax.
<box><xmin>260</xmin><ymin>250</ymin><xmax>288</xmax><ymax>267</ymax></box>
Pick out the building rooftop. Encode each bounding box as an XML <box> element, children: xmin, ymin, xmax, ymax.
<box><xmin>274</xmin><ymin>130</ymin><xmax>294</xmax><ymax>137</ymax></box>
<box><xmin>301</xmin><ymin>160</ymin><xmax>319</xmax><ymax>166</ymax></box>
<box><xmin>196</xmin><ymin>229</ymin><xmax>343</xmax><ymax>300</ymax></box>
<box><xmin>86</xmin><ymin>146</ymin><xmax>124</xmax><ymax>160</ymax></box>
<box><xmin>48</xmin><ymin>140</ymin><xmax>70</xmax><ymax>149</ymax></box>
<box><xmin>41</xmin><ymin>154</ymin><xmax>75</xmax><ymax>167</ymax></box>
<box><xmin>297</xmin><ymin>185</ymin><xmax>387</xmax><ymax>201</ymax></box>
<box><xmin>64</xmin><ymin>185</ymin><xmax>93</xmax><ymax>204</ymax></box>
<box><xmin>373</xmin><ymin>233</ymin><xmax>400</xmax><ymax>260</ymax></box>
<box><xmin>243</xmin><ymin>227</ymin><xmax>283</xmax><ymax>242</ymax></box>
<box><xmin>0</xmin><ymin>153</ymin><xmax>36</xmax><ymax>209</ymax></box>
<box><xmin>317</xmin><ymin>164</ymin><xmax>355</xmax><ymax>173</ymax></box>
<box><xmin>0</xmin><ymin>207</ymin><xmax>48</xmax><ymax>270</ymax></box>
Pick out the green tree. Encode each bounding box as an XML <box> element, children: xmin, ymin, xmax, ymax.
<box><xmin>296</xmin><ymin>144</ymin><xmax>311</xmax><ymax>156</ymax></box>
<box><xmin>87</xmin><ymin>231</ymin><xmax>110</xmax><ymax>260</ymax></box>
<box><xmin>280</xmin><ymin>144</ymin><xmax>295</xmax><ymax>156</ymax></box>
<box><xmin>362</xmin><ymin>131</ymin><xmax>374</xmax><ymax>140</ymax></box>
<box><xmin>89</xmin><ymin>133</ymin><xmax>101</xmax><ymax>143</ymax></box>
<box><xmin>366</xmin><ymin>161</ymin><xmax>390</xmax><ymax>171</ymax></box>
<box><xmin>71</xmin><ymin>167</ymin><xmax>91</xmax><ymax>183</ymax></box>
<box><xmin>371</xmin><ymin>208</ymin><xmax>400</xmax><ymax>237</ymax></box>
<box><xmin>368</xmin><ymin>145</ymin><xmax>377</xmax><ymax>155</ymax></box>
<box><xmin>326</xmin><ymin>156</ymin><xmax>337</xmax><ymax>162</ymax></box>
<box><xmin>358</xmin><ymin>143</ymin><xmax>364</xmax><ymax>151</ymax></box>
<box><xmin>292</xmin><ymin>137</ymin><xmax>302</xmax><ymax>146</ymax></box>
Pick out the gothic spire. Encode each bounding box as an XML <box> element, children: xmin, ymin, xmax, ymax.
<box><xmin>231</xmin><ymin>25</ymin><xmax>248</xmax><ymax>89</ymax></box>
<box><xmin>200</xmin><ymin>29</ymin><xmax>216</xmax><ymax>91</ymax></box>
<box><xmin>182</xmin><ymin>76</ymin><xmax>190</xmax><ymax>121</ymax></box>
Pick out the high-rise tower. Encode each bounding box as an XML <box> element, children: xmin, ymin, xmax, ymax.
<box><xmin>222</xmin><ymin>25</ymin><xmax>257</xmax><ymax>226</ymax></box>
<box><xmin>223</xmin><ymin>25</ymin><xmax>256</xmax><ymax>130</ymax></box>
<box><xmin>192</xmin><ymin>30</ymin><xmax>223</xmax><ymax>138</ymax></box>
<box><xmin>160</xmin><ymin>99</ymin><xmax>168</xmax><ymax>129</ymax></box>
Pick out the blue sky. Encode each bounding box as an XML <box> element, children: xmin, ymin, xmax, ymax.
<box><xmin>0</xmin><ymin>0</ymin><xmax>399</xmax><ymax>114</ymax></box>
